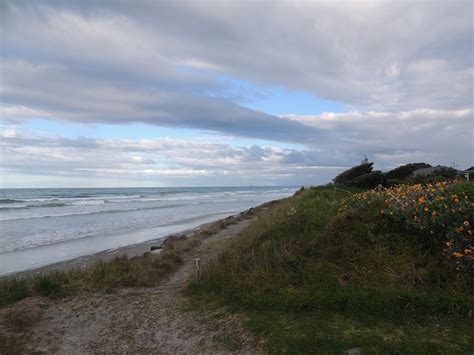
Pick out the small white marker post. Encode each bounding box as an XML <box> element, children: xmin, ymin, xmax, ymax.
<box><xmin>195</xmin><ymin>257</ymin><xmax>201</xmax><ymax>280</ymax></box>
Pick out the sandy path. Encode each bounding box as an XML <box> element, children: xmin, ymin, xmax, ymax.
<box><xmin>1</xmin><ymin>218</ymin><xmax>264</xmax><ymax>354</ymax></box>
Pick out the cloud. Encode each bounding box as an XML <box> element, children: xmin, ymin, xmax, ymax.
<box><xmin>1</xmin><ymin>59</ymin><xmax>319</xmax><ymax>143</ymax></box>
<box><xmin>1</xmin><ymin>105</ymin><xmax>472</xmax><ymax>188</ymax></box>
<box><xmin>1</xmin><ymin>1</ymin><xmax>472</xmax><ymax>125</ymax></box>
<box><xmin>285</xmin><ymin>108</ymin><xmax>473</xmax><ymax>169</ymax></box>
<box><xmin>0</xmin><ymin>130</ymin><xmax>346</xmax><ymax>186</ymax></box>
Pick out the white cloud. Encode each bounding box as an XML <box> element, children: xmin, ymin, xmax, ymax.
<box><xmin>385</xmin><ymin>63</ymin><xmax>400</xmax><ymax>78</ymax></box>
<box><xmin>0</xmin><ymin>130</ymin><xmax>348</xmax><ymax>186</ymax></box>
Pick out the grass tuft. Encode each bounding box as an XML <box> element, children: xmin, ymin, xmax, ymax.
<box><xmin>0</xmin><ymin>279</ymin><xmax>30</xmax><ymax>307</ymax></box>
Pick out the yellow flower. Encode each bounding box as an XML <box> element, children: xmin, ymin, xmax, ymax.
<box><xmin>463</xmin><ymin>221</ymin><xmax>470</xmax><ymax>226</ymax></box>
<box><xmin>452</xmin><ymin>252</ymin><xmax>463</xmax><ymax>258</ymax></box>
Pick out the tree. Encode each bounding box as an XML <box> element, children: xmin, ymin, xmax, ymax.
<box><xmin>333</xmin><ymin>162</ymin><xmax>374</xmax><ymax>185</ymax></box>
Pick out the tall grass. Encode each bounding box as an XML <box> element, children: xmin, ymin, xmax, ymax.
<box><xmin>0</xmin><ymin>253</ymin><xmax>182</xmax><ymax>306</ymax></box>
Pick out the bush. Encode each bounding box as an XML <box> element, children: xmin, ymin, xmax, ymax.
<box><xmin>341</xmin><ymin>181</ymin><xmax>474</xmax><ymax>272</ymax></box>
<box><xmin>433</xmin><ymin>167</ymin><xmax>459</xmax><ymax>179</ymax></box>
<box><xmin>348</xmin><ymin>171</ymin><xmax>385</xmax><ymax>188</ymax></box>
<box><xmin>411</xmin><ymin>168</ymin><xmax>459</xmax><ymax>184</ymax></box>
<box><xmin>386</xmin><ymin>163</ymin><xmax>431</xmax><ymax>179</ymax></box>
<box><xmin>333</xmin><ymin>162</ymin><xmax>373</xmax><ymax>185</ymax></box>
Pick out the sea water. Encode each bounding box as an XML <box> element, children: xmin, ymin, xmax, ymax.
<box><xmin>0</xmin><ymin>186</ymin><xmax>296</xmax><ymax>275</ymax></box>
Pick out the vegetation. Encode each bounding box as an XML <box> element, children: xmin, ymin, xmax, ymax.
<box><xmin>333</xmin><ymin>162</ymin><xmax>374</xmax><ymax>185</ymax></box>
<box><xmin>411</xmin><ymin>167</ymin><xmax>460</xmax><ymax>184</ymax></box>
<box><xmin>335</xmin><ymin>161</ymin><xmax>463</xmax><ymax>188</ymax></box>
<box><xmin>348</xmin><ymin>170</ymin><xmax>385</xmax><ymax>188</ymax></box>
<box><xmin>333</xmin><ymin>162</ymin><xmax>385</xmax><ymax>188</ymax></box>
<box><xmin>187</xmin><ymin>183</ymin><xmax>474</xmax><ymax>352</ymax></box>
<box><xmin>385</xmin><ymin>162</ymin><xmax>432</xmax><ymax>179</ymax></box>
<box><xmin>0</xmin><ymin>253</ymin><xmax>182</xmax><ymax>307</ymax></box>
<box><xmin>341</xmin><ymin>181</ymin><xmax>474</xmax><ymax>272</ymax></box>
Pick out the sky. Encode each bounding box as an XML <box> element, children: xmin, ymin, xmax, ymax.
<box><xmin>0</xmin><ymin>0</ymin><xmax>473</xmax><ymax>188</ymax></box>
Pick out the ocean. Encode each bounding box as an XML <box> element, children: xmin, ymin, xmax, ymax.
<box><xmin>0</xmin><ymin>186</ymin><xmax>296</xmax><ymax>276</ymax></box>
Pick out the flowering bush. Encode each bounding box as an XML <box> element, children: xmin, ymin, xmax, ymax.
<box><xmin>339</xmin><ymin>181</ymin><xmax>474</xmax><ymax>272</ymax></box>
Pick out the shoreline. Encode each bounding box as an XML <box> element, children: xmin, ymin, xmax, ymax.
<box><xmin>4</xmin><ymin>198</ymin><xmax>283</xmax><ymax>279</ymax></box>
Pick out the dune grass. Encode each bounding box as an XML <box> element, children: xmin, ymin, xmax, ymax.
<box><xmin>0</xmin><ymin>252</ymin><xmax>184</xmax><ymax>307</ymax></box>
<box><xmin>187</xmin><ymin>185</ymin><xmax>474</xmax><ymax>353</ymax></box>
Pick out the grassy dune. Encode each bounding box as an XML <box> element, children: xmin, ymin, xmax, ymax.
<box><xmin>187</xmin><ymin>185</ymin><xmax>474</xmax><ymax>353</ymax></box>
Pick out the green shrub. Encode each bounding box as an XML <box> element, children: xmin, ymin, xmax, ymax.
<box><xmin>385</xmin><ymin>163</ymin><xmax>431</xmax><ymax>179</ymax></box>
<box><xmin>341</xmin><ymin>181</ymin><xmax>474</xmax><ymax>272</ymax></box>
<box><xmin>348</xmin><ymin>171</ymin><xmax>385</xmax><ymax>188</ymax></box>
<box><xmin>333</xmin><ymin>162</ymin><xmax>373</xmax><ymax>185</ymax></box>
